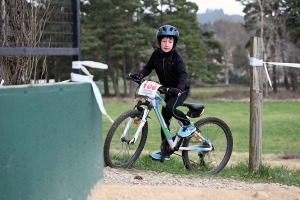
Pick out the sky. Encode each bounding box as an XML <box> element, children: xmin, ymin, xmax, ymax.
<box><xmin>188</xmin><ymin>0</ymin><xmax>245</xmax><ymax>15</ymax></box>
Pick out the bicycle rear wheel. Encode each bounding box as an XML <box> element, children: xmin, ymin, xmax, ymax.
<box><xmin>182</xmin><ymin>117</ymin><xmax>233</xmax><ymax>174</ymax></box>
<box><xmin>104</xmin><ymin>109</ymin><xmax>148</xmax><ymax>168</ymax></box>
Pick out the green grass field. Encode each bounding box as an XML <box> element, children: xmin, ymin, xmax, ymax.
<box><xmin>102</xmin><ymin>94</ymin><xmax>300</xmax><ymax>154</ymax></box>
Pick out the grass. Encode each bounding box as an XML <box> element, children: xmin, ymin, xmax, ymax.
<box><xmin>220</xmin><ymin>162</ymin><xmax>300</xmax><ymax>186</ymax></box>
<box><xmin>102</xmin><ymin>99</ymin><xmax>300</xmax><ymax>154</ymax></box>
<box><xmin>101</xmin><ymin>86</ymin><xmax>300</xmax><ymax>186</ymax></box>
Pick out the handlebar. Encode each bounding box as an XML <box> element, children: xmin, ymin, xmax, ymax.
<box><xmin>128</xmin><ymin>73</ymin><xmax>168</xmax><ymax>95</ymax></box>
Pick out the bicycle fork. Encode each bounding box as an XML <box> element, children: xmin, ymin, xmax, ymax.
<box><xmin>121</xmin><ymin>108</ymin><xmax>149</xmax><ymax>144</ymax></box>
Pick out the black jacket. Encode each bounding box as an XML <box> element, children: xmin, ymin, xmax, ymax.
<box><xmin>140</xmin><ymin>48</ymin><xmax>189</xmax><ymax>91</ymax></box>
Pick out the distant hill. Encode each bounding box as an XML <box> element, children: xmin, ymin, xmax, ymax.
<box><xmin>197</xmin><ymin>9</ymin><xmax>244</xmax><ymax>24</ymax></box>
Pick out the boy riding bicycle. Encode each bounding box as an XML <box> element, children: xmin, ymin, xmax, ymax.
<box><xmin>131</xmin><ymin>25</ymin><xmax>195</xmax><ymax>161</ymax></box>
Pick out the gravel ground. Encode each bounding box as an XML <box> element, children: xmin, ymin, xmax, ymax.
<box><xmin>103</xmin><ymin>167</ymin><xmax>295</xmax><ymax>190</ymax></box>
<box><xmin>87</xmin><ymin>166</ymin><xmax>300</xmax><ymax>200</ymax></box>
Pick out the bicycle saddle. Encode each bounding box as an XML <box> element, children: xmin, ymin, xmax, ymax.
<box><xmin>182</xmin><ymin>102</ymin><xmax>205</xmax><ymax>111</ymax></box>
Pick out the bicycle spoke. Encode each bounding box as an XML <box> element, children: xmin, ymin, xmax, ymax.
<box><xmin>182</xmin><ymin>117</ymin><xmax>233</xmax><ymax>174</ymax></box>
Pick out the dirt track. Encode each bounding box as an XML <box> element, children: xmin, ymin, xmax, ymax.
<box><xmin>89</xmin><ymin>184</ymin><xmax>300</xmax><ymax>200</ymax></box>
<box><xmin>87</xmin><ymin>153</ymin><xmax>300</xmax><ymax>200</ymax></box>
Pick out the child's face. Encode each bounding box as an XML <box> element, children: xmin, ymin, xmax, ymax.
<box><xmin>160</xmin><ymin>36</ymin><xmax>174</xmax><ymax>53</ymax></box>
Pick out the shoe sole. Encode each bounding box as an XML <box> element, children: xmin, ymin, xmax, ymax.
<box><xmin>149</xmin><ymin>155</ymin><xmax>170</xmax><ymax>161</ymax></box>
<box><xmin>178</xmin><ymin>128</ymin><xmax>196</xmax><ymax>137</ymax></box>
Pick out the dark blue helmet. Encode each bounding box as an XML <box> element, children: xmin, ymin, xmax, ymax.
<box><xmin>156</xmin><ymin>25</ymin><xmax>179</xmax><ymax>48</ymax></box>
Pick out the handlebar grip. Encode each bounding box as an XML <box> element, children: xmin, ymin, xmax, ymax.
<box><xmin>158</xmin><ymin>87</ymin><xmax>181</xmax><ymax>97</ymax></box>
<box><xmin>128</xmin><ymin>73</ymin><xmax>144</xmax><ymax>85</ymax></box>
<box><xmin>158</xmin><ymin>86</ymin><xmax>168</xmax><ymax>94</ymax></box>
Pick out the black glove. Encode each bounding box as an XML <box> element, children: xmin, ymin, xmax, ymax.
<box><xmin>168</xmin><ymin>88</ymin><xmax>181</xmax><ymax>97</ymax></box>
<box><xmin>131</xmin><ymin>73</ymin><xmax>143</xmax><ymax>80</ymax></box>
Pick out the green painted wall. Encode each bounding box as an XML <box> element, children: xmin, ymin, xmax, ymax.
<box><xmin>0</xmin><ymin>82</ymin><xmax>103</xmax><ymax>200</ymax></box>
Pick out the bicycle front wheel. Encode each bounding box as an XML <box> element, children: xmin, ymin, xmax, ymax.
<box><xmin>182</xmin><ymin>117</ymin><xmax>233</xmax><ymax>174</ymax></box>
<box><xmin>104</xmin><ymin>109</ymin><xmax>148</xmax><ymax>168</ymax></box>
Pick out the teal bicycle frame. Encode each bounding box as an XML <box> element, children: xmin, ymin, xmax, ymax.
<box><xmin>124</xmin><ymin>91</ymin><xmax>213</xmax><ymax>152</ymax></box>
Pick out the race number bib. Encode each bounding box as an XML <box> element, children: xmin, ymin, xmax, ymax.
<box><xmin>138</xmin><ymin>81</ymin><xmax>161</xmax><ymax>98</ymax></box>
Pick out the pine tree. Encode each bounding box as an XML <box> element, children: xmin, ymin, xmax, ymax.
<box><xmin>142</xmin><ymin>0</ymin><xmax>210</xmax><ymax>84</ymax></box>
<box><xmin>81</xmin><ymin>0</ymin><xmax>152</xmax><ymax>97</ymax></box>
<box><xmin>284</xmin><ymin>0</ymin><xmax>300</xmax><ymax>47</ymax></box>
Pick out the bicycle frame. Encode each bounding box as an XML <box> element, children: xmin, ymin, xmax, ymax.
<box><xmin>121</xmin><ymin>90</ymin><xmax>213</xmax><ymax>152</ymax></box>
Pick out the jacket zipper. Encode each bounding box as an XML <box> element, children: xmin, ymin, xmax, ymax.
<box><xmin>162</xmin><ymin>58</ymin><xmax>168</xmax><ymax>83</ymax></box>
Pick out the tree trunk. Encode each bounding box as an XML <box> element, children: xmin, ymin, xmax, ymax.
<box><xmin>283</xmin><ymin>68</ymin><xmax>290</xmax><ymax>91</ymax></box>
<box><xmin>290</xmin><ymin>69</ymin><xmax>298</xmax><ymax>91</ymax></box>
<box><xmin>108</xmin><ymin>58</ymin><xmax>120</xmax><ymax>97</ymax></box>
<box><xmin>129</xmin><ymin>57</ymin><xmax>136</xmax><ymax>98</ymax></box>
<box><xmin>224</xmin><ymin>51</ymin><xmax>229</xmax><ymax>85</ymax></box>
<box><xmin>122</xmin><ymin>53</ymin><xmax>127</xmax><ymax>96</ymax></box>
<box><xmin>272</xmin><ymin>66</ymin><xmax>277</xmax><ymax>93</ymax></box>
<box><xmin>103</xmin><ymin>72</ymin><xmax>110</xmax><ymax>96</ymax></box>
<box><xmin>0</xmin><ymin>0</ymin><xmax>30</xmax><ymax>85</ymax></box>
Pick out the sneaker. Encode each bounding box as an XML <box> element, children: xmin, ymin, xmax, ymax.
<box><xmin>178</xmin><ymin>125</ymin><xmax>196</xmax><ymax>137</ymax></box>
<box><xmin>149</xmin><ymin>152</ymin><xmax>170</xmax><ymax>161</ymax></box>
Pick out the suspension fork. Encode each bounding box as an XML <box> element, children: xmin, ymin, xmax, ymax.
<box><xmin>120</xmin><ymin>100</ymin><xmax>151</xmax><ymax>144</ymax></box>
<box><xmin>128</xmin><ymin>108</ymin><xmax>150</xmax><ymax>144</ymax></box>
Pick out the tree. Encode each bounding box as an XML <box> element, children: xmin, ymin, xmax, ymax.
<box><xmin>284</xmin><ymin>0</ymin><xmax>300</xmax><ymax>47</ymax></box>
<box><xmin>231</xmin><ymin>45</ymin><xmax>249</xmax><ymax>84</ymax></box>
<box><xmin>212</xmin><ymin>19</ymin><xmax>249</xmax><ymax>84</ymax></box>
<box><xmin>201</xmin><ymin>31</ymin><xmax>225</xmax><ymax>84</ymax></box>
<box><xmin>81</xmin><ymin>0</ymin><xmax>152</xmax><ymax>97</ymax></box>
<box><xmin>0</xmin><ymin>0</ymin><xmax>52</xmax><ymax>85</ymax></box>
<box><xmin>281</xmin><ymin>0</ymin><xmax>300</xmax><ymax>91</ymax></box>
<box><xmin>81</xmin><ymin>0</ymin><xmax>228</xmax><ymax>96</ymax></box>
<box><xmin>141</xmin><ymin>0</ymin><xmax>214</xmax><ymax>85</ymax></box>
<box><xmin>237</xmin><ymin>0</ymin><xmax>300</xmax><ymax>92</ymax></box>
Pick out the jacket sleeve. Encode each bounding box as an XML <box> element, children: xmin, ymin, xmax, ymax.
<box><xmin>140</xmin><ymin>52</ymin><xmax>155</xmax><ymax>77</ymax></box>
<box><xmin>176</xmin><ymin>53</ymin><xmax>188</xmax><ymax>91</ymax></box>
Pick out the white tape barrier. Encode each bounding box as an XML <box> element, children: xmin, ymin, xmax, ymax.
<box><xmin>250</xmin><ymin>57</ymin><xmax>300</xmax><ymax>87</ymax></box>
<box><xmin>0</xmin><ymin>79</ymin><xmax>4</xmax><ymax>86</ymax></box>
<box><xmin>71</xmin><ymin>61</ymin><xmax>114</xmax><ymax>123</ymax></box>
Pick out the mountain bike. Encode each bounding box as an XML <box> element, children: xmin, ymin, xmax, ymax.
<box><xmin>103</xmin><ymin>74</ymin><xmax>233</xmax><ymax>174</ymax></box>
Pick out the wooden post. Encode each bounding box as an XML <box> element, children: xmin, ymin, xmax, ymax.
<box><xmin>249</xmin><ymin>37</ymin><xmax>263</xmax><ymax>172</ymax></box>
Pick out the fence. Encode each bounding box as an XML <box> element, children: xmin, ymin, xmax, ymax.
<box><xmin>0</xmin><ymin>0</ymin><xmax>81</xmax><ymax>73</ymax></box>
